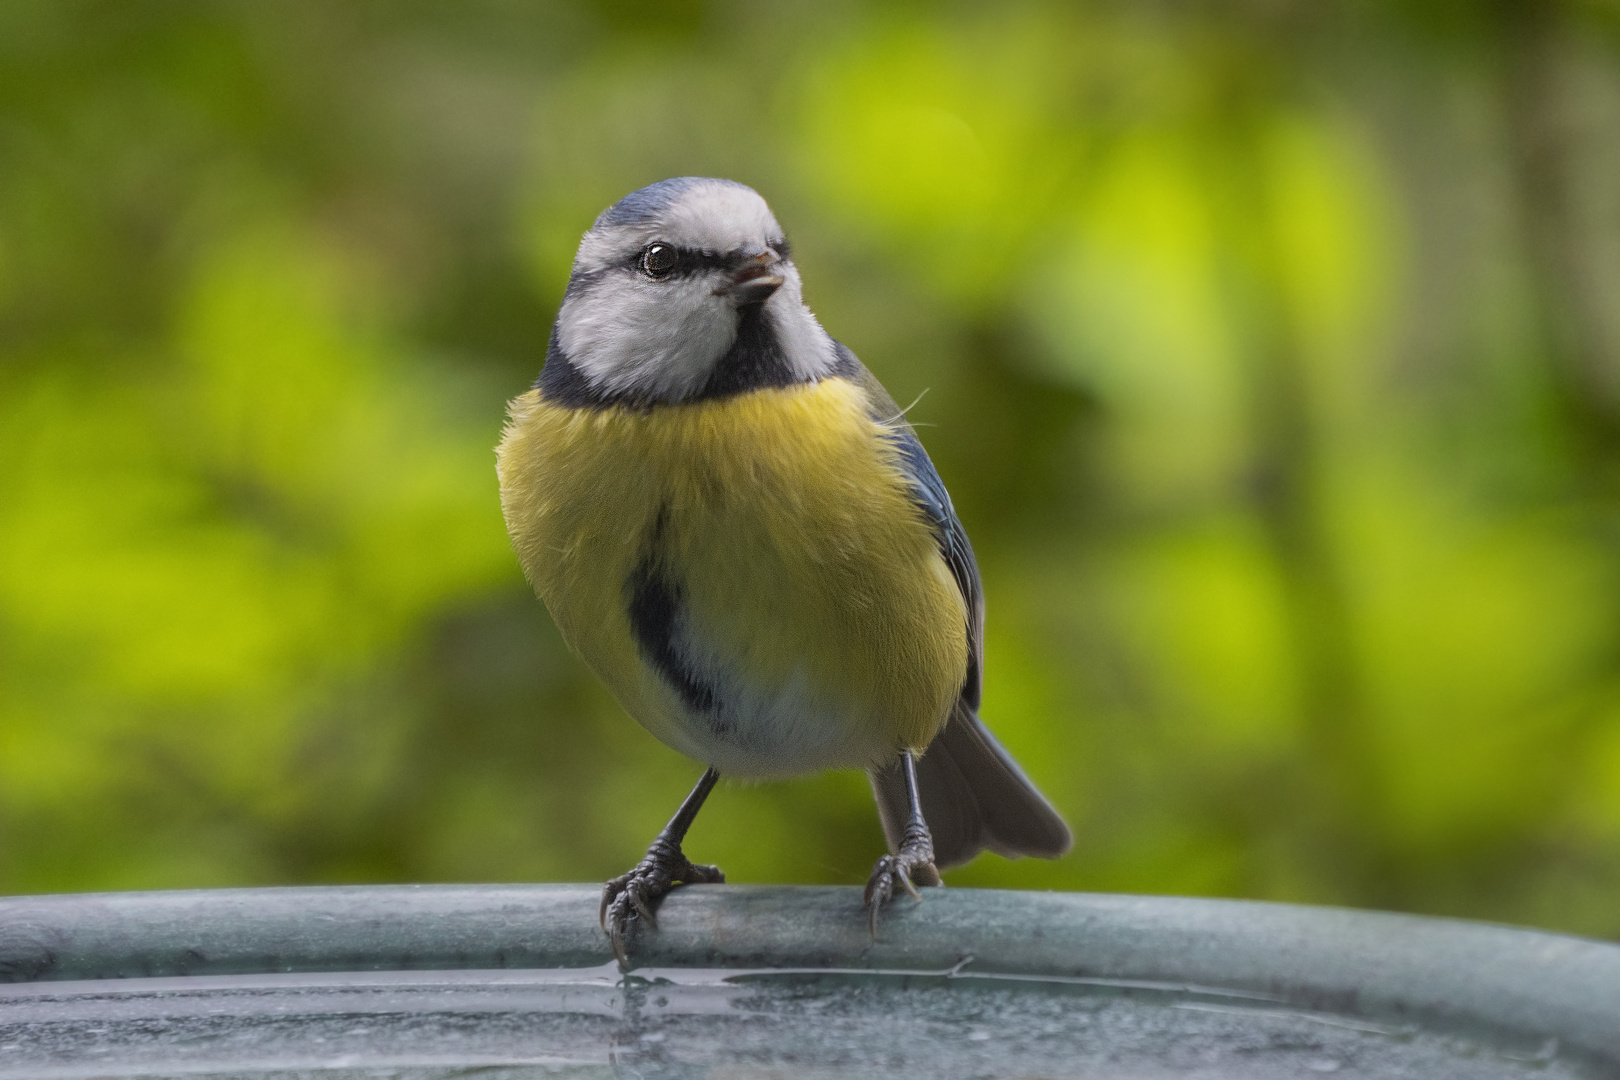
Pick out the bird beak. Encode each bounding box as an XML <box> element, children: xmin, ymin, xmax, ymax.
<box><xmin>723</xmin><ymin>250</ymin><xmax>784</xmax><ymax>305</ymax></box>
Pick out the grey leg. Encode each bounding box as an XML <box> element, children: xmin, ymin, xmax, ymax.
<box><xmin>600</xmin><ymin>766</ymin><xmax>724</xmax><ymax>966</ymax></box>
<box><xmin>863</xmin><ymin>750</ymin><xmax>941</xmax><ymax>936</ymax></box>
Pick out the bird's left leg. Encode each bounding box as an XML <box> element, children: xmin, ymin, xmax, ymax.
<box><xmin>601</xmin><ymin>765</ymin><xmax>724</xmax><ymax>966</ymax></box>
<box><xmin>864</xmin><ymin>749</ymin><xmax>941</xmax><ymax>935</ymax></box>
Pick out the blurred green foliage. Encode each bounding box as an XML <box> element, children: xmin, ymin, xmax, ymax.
<box><xmin>4</xmin><ymin>0</ymin><xmax>1620</xmax><ymax>938</ymax></box>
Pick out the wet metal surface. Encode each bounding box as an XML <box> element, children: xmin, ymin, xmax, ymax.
<box><xmin>0</xmin><ymin>965</ymin><xmax>1587</xmax><ymax>1079</ymax></box>
<box><xmin>0</xmin><ymin>885</ymin><xmax>1616</xmax><ymax>1077</ymax></box>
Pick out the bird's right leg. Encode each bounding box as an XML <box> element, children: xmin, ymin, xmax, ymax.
<box><xmin>864</xmin><ymin>749</ymin><xmax>941</xmax><ymax>936</ymax></box>
<box><xmin>600</xmin><ymin>765</ymin><xmax>724</xmax><ymax>966</ymax></box>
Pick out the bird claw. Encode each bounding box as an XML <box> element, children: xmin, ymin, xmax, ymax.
<box><xmin>600</xmin><ymin>839</ymin><xmax>724</xmax><ymax>967</ymax></box>
<box><xmin>864</xmin><ymin>823</ymin><xmax>941</xmax><ymax>938</ymax></box>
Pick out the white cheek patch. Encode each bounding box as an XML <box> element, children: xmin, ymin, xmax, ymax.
<box><xmin>559</xmin><ymin>265</ymin><xmax>838</xmax><ymax>402</ymax></box>
<box><xmin>559</xmin><ymin>273</ymin><xmax>738</xmax><ymax>401</ymax></box>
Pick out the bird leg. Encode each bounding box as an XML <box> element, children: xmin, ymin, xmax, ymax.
<box><xmin>600</xmin><ymin>765</ymin><xmax>724</xmax><ymax>966</ymax></box>
<box><xmin>864</xmin><ymin>750</ymin><xmax>941</xmax><ymax>936</ymax></box>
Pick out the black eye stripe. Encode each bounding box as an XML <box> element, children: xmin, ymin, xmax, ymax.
<box><xmin>627</xmin><ymin>241</ymin><xmax>792</xmax><ymax>280</ymax></box>
<box><xmin>626</xmin><ymin>247</ymin><xmax>740</xmax><ymax>278</ymax></box>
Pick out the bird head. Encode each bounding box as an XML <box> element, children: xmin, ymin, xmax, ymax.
<box><xmin>552</xmin><ymin>177</ymin><xmax>836</xmax><ymax>405</ymax></box>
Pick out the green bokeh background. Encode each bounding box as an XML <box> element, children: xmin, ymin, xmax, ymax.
<box><xmin>4</xmin><ymin>0</ymin><xmax>1620</xmax><ymax>939</ymax></box>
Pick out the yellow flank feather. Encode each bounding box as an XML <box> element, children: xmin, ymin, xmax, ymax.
<box><xmin>495</xmin><ymin>377</ymin><xmax>968</xmax><ymax>779</ymax></box>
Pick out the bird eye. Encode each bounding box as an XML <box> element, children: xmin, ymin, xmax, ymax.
<box><xmin>641</xmin><ymin>243</ymin><xmax>678</xmax><ymax>278</ymax></box>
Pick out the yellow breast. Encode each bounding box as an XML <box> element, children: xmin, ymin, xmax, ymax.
<box><xmin>495</xmin><ymin>377</ymin><xmax>968</xmax><ymax>778</ymax></box>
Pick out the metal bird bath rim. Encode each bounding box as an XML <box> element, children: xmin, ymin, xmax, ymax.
<box><xmin>1</xmin><ymin>884</ymin><xmax>1617</xmax><ymax>1078</ymax></box>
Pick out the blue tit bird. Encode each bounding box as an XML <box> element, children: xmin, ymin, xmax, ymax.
<box><xmin>496</xmin><ymin>177</ymin><xmax>1071</xmax><ymax>962</ymax></box>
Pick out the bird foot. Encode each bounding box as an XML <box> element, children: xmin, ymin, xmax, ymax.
<box><xmin>600</xmin><ymin>834</ymin><xmax>724</xmax><ymax>966</ymax></box>
<box><xmin>864</xmin><ymin>819</ymin><xmax>941</xmax><ymax>937</ymax></box>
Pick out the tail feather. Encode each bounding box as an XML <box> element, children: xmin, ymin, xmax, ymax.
<box><xmin>868</xmin><ymin>703</ymin><xmax>1072</xmax><ymax>869</ymax></box>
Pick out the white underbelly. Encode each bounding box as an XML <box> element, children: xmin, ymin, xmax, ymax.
<box><xmin>652</xmin><ymin>663</ymin><xmax>894</xmax><ymax>779</ymax></box>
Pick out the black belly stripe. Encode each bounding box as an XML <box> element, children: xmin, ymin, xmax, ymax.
<box><xmin>625</xmin><ymin>513</ymin><xmax>727</xmax><ymax>729</ymax></box>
